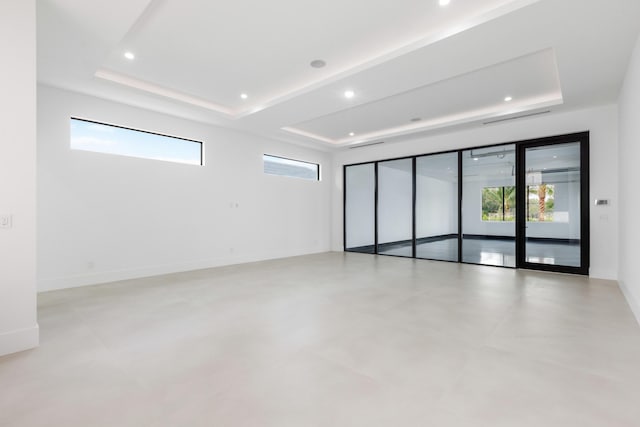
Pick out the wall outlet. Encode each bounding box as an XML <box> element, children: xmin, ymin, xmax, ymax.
<box><xmin>0</xmin><ymin>214</ymin><xmax>12</xmax><ymax>229</ymax></box>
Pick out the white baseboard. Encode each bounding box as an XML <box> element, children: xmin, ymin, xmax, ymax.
<box><xmin>38</xmin><ymin>259</ymin><xmax>229</xmax><ymax>292</ymax></box>
<box><xmin>588</xmin><ymin>268</ymin><xmax>618</xmax><ymax>281</ymax></box>
<box><xmin>38</xmin><ymin>248</ymin><xmax>329</xmax><ymax>292</ymax></box>
<box><xmin>619</xmin><ymin>280</ymin><xmax>640</xmax><ymax>326</ymax></box>
<box><xmin>0</xmin><ymin>325</ymin><xmax>39</xmax><ymax>357</ymax></box>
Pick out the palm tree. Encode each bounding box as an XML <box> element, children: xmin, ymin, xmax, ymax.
<box><xmin>504</xmin><ymin>186</ymin><xmax>516</xmax><ymax>220</ymax></box>
<box><xmin>536</xmin><ymin>184</ymin><xmax>554</xmax><ymax>221</ymax></box>
<box><xmin>482</xmin><ymin>187</ymin><xmax>503</xmax><ymax>220</ymax></box>
<box><xmin>538</xmin><ymin>184</ymin><xmax>547</xmax><ymax>221</ymax></box>
<box><xmin>482</xmin><ymin>186</ymin><xmax>516</xmax><ymax>221</ymax></box>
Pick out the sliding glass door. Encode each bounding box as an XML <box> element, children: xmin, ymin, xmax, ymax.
<box><xmin>378</xmin><ymin>159</ymin><xmax>413</xmax><ymax>257</ymax></box>
<box><xmin>416</xmin><ymin>153</ymin><xmax>459</xmax><ymax>261</ymax></box>
<box><xmin>344</xmin><ymin>163</ymin><xmax>376</xmax><ymax>253</ymax></box>
<box><xmin>344</xmin><ymin>132</ymin><xmax>590</xmax><ymax>275</ymax></box>
<box><xmin>462</xmin><ymin>144</ymin><xmax>516</xmax><ymax>267</ymax></box>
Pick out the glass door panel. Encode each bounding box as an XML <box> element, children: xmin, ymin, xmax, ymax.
<box><xmin>343</xmin><ymin>132</ymin><xmax>589</xmax><ymax>275</ymax></box>
<box><xmin>378</xmin><ymin>159</ymin><xmax>413</xmax><ymax>257</ymax></box>
<box><xmin>523</xmin><ymin>142</ymin><xmax>582</xmax><ymax>268</ymax></box>
<box><xmin>462</xmin><ymin>144</ymin><xmax>516</xmax><ymax>267</ymax></box>
<box><xmin>345</xmin><ymin>163</ymin><xmax>376</xmax><ymax>253</ymax></box>
<box><xmin>416</xmin><ymin>153</ymin><xmax>459</xmax><ymax>261</ymax></box>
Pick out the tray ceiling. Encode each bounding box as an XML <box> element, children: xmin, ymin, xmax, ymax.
<box><xmin>37</xmin><ymin>0</ymin><xmax>640</xmax><ymax>149</ymax></box>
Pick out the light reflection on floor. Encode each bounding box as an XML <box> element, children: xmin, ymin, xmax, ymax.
<box><xmin>378</xmin><ymin>237</ymin><xmax>580</xmax><ymax>268</ymax></box>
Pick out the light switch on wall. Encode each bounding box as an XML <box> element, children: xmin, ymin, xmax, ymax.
<box><xmin>0</xmin><ymin>214</ymin><xmax>12</xmax><ymax>229</ymax></box>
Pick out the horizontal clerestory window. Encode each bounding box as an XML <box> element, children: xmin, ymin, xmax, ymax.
<box><xmin>263</xmin><ymin>154</ymin><xmax>319</xmax><ymax>181</ymax></box>
<box><xmin>70</xmin><ymin>117</ymin><xmax>203</xmax><ymax>165</ymax></box>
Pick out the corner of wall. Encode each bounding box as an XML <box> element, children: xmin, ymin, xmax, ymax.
<box><xmin>0</xmin><ymin>0</ymin><xmax>39</xmax><ymax>357</ymax></box>
<box><xmin>0</xmin><ymin>325</ymin><xmax>39</xmax><ymax>357</ymax></box>
<box><xmin>619</xmin><ymin>280</ymin><xmax>640</xmax><ymax>326</ymax></box>
<box><xmin>617</xmin><ymin>30</ymin><xmax>640</xmax><ymax>326</ymax></box>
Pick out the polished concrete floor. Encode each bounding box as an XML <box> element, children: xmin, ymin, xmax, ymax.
<box><xmin>1</xmin><ymin>252</ymin><xmax>639</xmax><ymax>426</ymax></box>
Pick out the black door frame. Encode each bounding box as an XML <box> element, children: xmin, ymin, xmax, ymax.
<box><xmin>515</xmin><ymin>132</ymin><xmax>590</xmax><ymax>275</ymax></box>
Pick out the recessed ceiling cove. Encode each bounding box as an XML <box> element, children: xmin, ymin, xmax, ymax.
<box><xmin>285</xmin><ymin>49</ymin><xmax>562</xmax><ymax>145</ymax></box>
<box><xmin>96</xmin><ymin>0</ymin><xmax>541</xmax><ymax>117</ymax></box>
<box><xmin>37</xmin><ymin>0</ymin><xmax>640</xmax><ymax>149</ymax></box>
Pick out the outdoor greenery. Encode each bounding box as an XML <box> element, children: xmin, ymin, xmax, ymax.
<box><xmin>527</xmin><ymin>184</ymin><xmax>555</xmax><ymax>222</ymax></box>
<box><xmin>482</xmin><ymin>186</ymin><xmax>515</xmax><ymax>222</ymax></box>
<box><xmin>482</xmin><ymin>184</ymin><xmax>555</xmax><ymax>222</ymax></box>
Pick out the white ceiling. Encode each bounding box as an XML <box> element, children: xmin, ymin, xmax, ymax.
<box><xmin>37</xmin><ymin>0</ymin><xmax>640</xmax><ymax>150</ymax></box>
<box><xmin>290</xmin><ymin>48</ymin><xmax>561</xmax><ymax>143</ymax></box>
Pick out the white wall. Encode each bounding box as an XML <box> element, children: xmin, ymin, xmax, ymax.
<box><xmin>37</xmin><ymin>85</ymin><xmax>332</xmax><ymax>291</ymax></box>
<box><xmin>0</xmin><ymin>0</ymin><xmax>39</xmax><ymax>356</ymax></box>
<box><xmin>618</xmin><ymin>32</ymin><xmax>640</xmax><ymax>322</ymax></box>
<box><xmin>416</xmin><ymin>175</ymin><xmax>457</xmax><ymax>238</ymax></box>
<box><xmin>332</xmin><ymin>104</ymin><xmax>619</xmax><ymax>280</ymax></box>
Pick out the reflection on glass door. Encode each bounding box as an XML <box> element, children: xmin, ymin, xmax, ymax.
<box><xmin>345</xmin><ymin>164</ymin><xmax>376</xmax><ymax>253</ymax></box>
<box><xmin>522</xmin><ymin>142</ymin><xmax>583</xmax><ymax>268</ymax></box>
<box><xmin>462</xmin><ymin>144</ymin><xmax>516</xmax><ymax>267</ymax></box>
<box><xmin>378</xmin><ymin>159</ymin><xmax>413</xmax><ymax>257</ymax></box>
<box><xmin>416</xmin><ymin>153</ymin><xmax>459</xmax><ymax>261</ymax></box>
<box><xmin>343</xmin><ymin>132</ymin><xmax>589</xmax><ymax>275</ymax></box>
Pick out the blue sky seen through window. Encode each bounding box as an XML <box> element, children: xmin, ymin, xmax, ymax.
<box><xmin>70</xmin><ymin>118</ymin><xmax>202</xmax><ymax>165</ymax></box>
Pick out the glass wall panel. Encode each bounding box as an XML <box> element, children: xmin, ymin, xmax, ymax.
<box><xmin>343</xmin><ymin>132</ymin><xmax>587</xmax><ymax>274</ymax></box>
<box><xmin>378</xmin><ymin>159</ymin><xmax>413</xmax><ymax>257</ymax></box>
<box><xmin>415</xmin><ymin>153</ymin><xmax>459</xmax><ymax>261</ymax></box>
<box><xmin>462</xmin><ymin>144</ymin><xmax>516</xmax><ymax>267</ymax></box>
<box><xmin>345</xmin><ymin>164</ymin><xmax>376</xmax><ymax>253</ymax></box>
<box><xmin>524</xmin><ymin>142</ymin><xmax>581</xmax><ymax>267</ymax></box>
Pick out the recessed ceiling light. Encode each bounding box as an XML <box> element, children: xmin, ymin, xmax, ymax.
<box><xmin>310</xmin><ymin>59</ymin><xmax>326</xmax><ymax>68</ymax></box>
<box><xmin>473</xmin><ymin>158</ymin><xmax>479</xmax><ymax>161</ymax></box>
<box><xmin>504</xmin><ymin>96</ymin><xmax>513</xmax><ymax>102</ymax></box>
<box><xmin>240</xmin><ymin>93</ymin><xmax>248</xmax><ymax>100</ymax></box>
<box><xmin>349</xmin><ymin>132</ymin><xmax>355</xmax><ymax>137</ymax></box>
<box><xmin>344</xmin><ymin>90</ymin><xmax>355</xmax><ymax>99</ymax></box>
<box><xmin>124</xmin><ymin>51</ymin><xmax>135</xmax><ymax>60</ymax></box>
<box><xmin>439</xmin><ymin>0</ymin><xmax>451</xmax><ymax>6</ymax></box>
<box><xmin>553</xmin><ymin>155</ymin><xmax>558</xmax><ymax>159</ymax></box>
